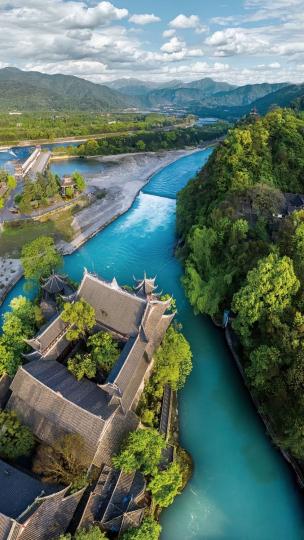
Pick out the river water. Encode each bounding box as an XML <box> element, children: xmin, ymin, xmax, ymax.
<box><xmin>1</xmin><ymin>149</ymin><xmax>304</xmax><ymax>539</ymax></box>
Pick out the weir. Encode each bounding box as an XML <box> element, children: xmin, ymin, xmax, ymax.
<box><xmin>15</xmin><ymin>146</ymin><xmax>51</xmax><ymax>178</ymax></box>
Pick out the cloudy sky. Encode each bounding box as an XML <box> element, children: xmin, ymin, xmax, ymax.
<box><xmin>0</xmin><ymin>0</ymin><xmax>304</xmax><ymax>85</ymax></box>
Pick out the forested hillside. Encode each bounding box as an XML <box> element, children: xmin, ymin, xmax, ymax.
<box><xmin>0</xmin><ymin>67</ymin><xmax>128</xmax><ymax>111</ymax></box>
<box><xmin>177</xmin><ymin>108</ymin><xmax>304</xmax><ymax>459</ymax></box>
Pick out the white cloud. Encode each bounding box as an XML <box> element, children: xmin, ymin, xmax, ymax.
<box><xmin>0</xmin><ymin>0</ymin><xmax>303</xmax><ymax>86</ymax></box>
<box><xmin>161</xmin><ymin>37</ymin><xmax>186</xmax><ymax>54</ymax></box>
<box><xmin>62</xmin><ymin>2</ymin><xmax>128</xmax><ymax>29</ymax></box>
<box><xmin>206</xmin><ymin>21</ymin><xmax>304</xmax><ymax>58</ymax></box>
<box><xmin>169</xmin><ymin>14</ymin><xmax>207</xmax><ymax>34</ymax></box>
<box><xmin>163</xmin><ymin>29</ymin><xmax>176</xmax><ymax>38</ymax></box>
<box><xmin>206</xmin><ymin>27</ymin><xmax>268</xmax><ymax>56</ymax></box>
<box><xmin>129</xmin><ymin>13</ymin><xmax>161</xmax><ymax>25</ymax></box>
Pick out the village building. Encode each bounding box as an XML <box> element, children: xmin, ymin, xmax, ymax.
<box><xmin>3</xmin><ymin>270</ymin><xmax>174</xmax><ymax>538</ymax></box>
<box><xmin>60</xmin><ymin>175</ymin><xmax>76</xmax><ymax>196</ymax></box>
<box><xmin>0</xmin><ymin>459</ymin><xmax>84</xmax><ymax>540</ymax></box>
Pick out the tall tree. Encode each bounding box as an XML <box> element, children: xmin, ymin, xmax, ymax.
<box><xmin>33</xmin><ymin>434</ymin><xmax>88</xmax><ymax>491</ymax></box>
<box><xmin>87</xmin><ymin>331</ymin><xmax>120</xmax><ymax>373</ymax></box>
<box><xmin>21</xmin><ymin>236</ymin><xmax>62</xmax><ymax>282</ymax></box>
<box><xmin>0</xmin><ymin>410</ymin><xmax>35</xmax><ymax>461</ymax></box>
<box><xmin>61</xmin><ymin>299</ymin><xmax>96</xmax><ymax>341</ymax></box>
<box><xmin>148</xmin><ymin>462</ymin><xmax>183</xmax><ymax>508</ymax></box>
<box><xmin>232</xmin><ymin>253</ymin><xmax>299</xmax><ymax>345</ymax></box>
<box><xmin>112</xmin><ymin>428</ymin><xmax>165</xmax><ymax>476</ymax></box>
<box><xmin>153</xmin><ymin>326</ymin><xmax>192</xmax><ymax>390</ymax></box>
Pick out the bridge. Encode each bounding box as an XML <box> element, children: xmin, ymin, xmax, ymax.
<box><xmin>15</xmin><ymin>146</ymin><xmax>51</xmax><ymax>178</ymax></box>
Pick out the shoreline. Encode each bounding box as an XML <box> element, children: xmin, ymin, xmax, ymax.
<box><xmin>0</xmin><ymin>145</ymin><xmax>212</xmax><ymax>300</ymax></box>
<box><xmin>224</xmin><ymin>324</ymin><xmax>304</xmax><ymax>489</ymax></box>
<box><xmin>58</xmin><ymin>146</ymin><xmax>208</xmax><ymax>255</ymax></box>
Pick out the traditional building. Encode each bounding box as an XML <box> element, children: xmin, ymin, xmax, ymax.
<box><xmin>60</xmin><ymin>176</ymin><xmax>75</xmax><ymax>196</ymax></box>
<box><xmin>78</xmin><ymin>465</ymin><xmax>146</xmax><ymax>535</ymax></box>
<box><xmin>40</xmin><ymin>273</ymin><xmax>73</xmax><ymax>321</ymax></box>
<box><xmin>0</xmin><ymin>459</ymin><xmax>84</xmax><ymax>540</ymax></box>
<box><xmin>41</xmin><ymin>272</ymin><xmax>68</xmax><ymax>296</ymax></box>
<box><xmin>7</xmin><ymin>270</ymin><xmax>174</xmax><ymax>469</ymax></box>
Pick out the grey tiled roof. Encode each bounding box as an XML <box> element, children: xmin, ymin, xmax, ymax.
<box><xmin>78</xmin><ymin>272</ymin><xmax>147</xmax><ymax>336</ymax></box>
<box><xmin>42</xmin><ymin>273</ymin><xmax>67</xmax><ymax>295</ymax></box>
<box><xmin>0</xmin><ymin>460</ymin><xmax>57</xmax><ymax>520</ymax></box>
<box><xmin>8</xmin><ymin>361</ymin><xmax>118</xmax><ymax>459</ymax></box>
<box><xmin>80</xmin><ymin>465</ymin><xmax>145</xmax><ymax>536</ymax></box>
<box><xmin>101</xmin><ymin>469</ymin><xmax>146</xmax><ymax>536</ymax></box>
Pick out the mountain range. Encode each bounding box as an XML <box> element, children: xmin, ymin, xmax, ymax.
<box><xmin>0</xmin><ymin>67</ymin><xmax>303</xmax><ymax>117</ymax></box>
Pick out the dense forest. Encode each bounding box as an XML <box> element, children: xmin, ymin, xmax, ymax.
<box><xmin>177</xmin><ymin>108</ymin><xmax>304</xmax><ymax>459</ymax></box>
<box><xmin>57</xmin><ymin>124</ymin><xmax>228</xmax><ymax>157</ymax></box>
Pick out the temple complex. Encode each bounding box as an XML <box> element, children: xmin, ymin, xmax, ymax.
<box><xmin>1</xmin><ymin>270</ymin><xmax>174</xmax><ymax>540</ymax></box>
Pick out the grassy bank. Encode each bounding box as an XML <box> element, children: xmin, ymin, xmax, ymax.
<box><xmin>0</xmin><ymin>209</ymin><xmax>75</xmax><ymax>256</ymax></box>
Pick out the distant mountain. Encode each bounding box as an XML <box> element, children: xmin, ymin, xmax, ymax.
<box><xmin>248</xmin><ymin>83</ymin><xmax>304</xmax><ymax>114</ymax></box>
<box><xmin>192</xmin><ymin>83</ymin><xmax>304</xmax><ymax>118</ymax></box>
<box><xmin>0</xmin><ymin>67</ymin><xmax>129</xmax><ymax>111</ymax></box>
<box><xmin>145</xmin><ymin>81</ymin><xmax>288</xmax><ymax>110</ymax></box>
<box><xmin>107</xmin><ymin>78</ymin><xmax>185</xmax><ymax>97</ymax></box>
<box><xmin>107</xmin><ymin>78</ymin><xmax>161</xmax><ymax>96</ymax></box>
<box><xmin>0</xmin><ymin>67</ymin><xmax>301</xmax><ymax>117</ymax></box>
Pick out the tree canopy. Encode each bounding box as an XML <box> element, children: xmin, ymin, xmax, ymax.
<box><xmin>67</xmin><ymin>353</ymin><xmax>96</xmax><ymax>381</ymax></box>
<box><xmin>148</xmin><ymin>462</ymin><xmax>183</xmax><ymax>508</ymax></box>
<box><xmin>121</xmin><ymin>518</ymin><xmax>161</xmax><ymax>540</ymax></box>
<box><xmin>0</xmin><ymin>296</ymin><xmax>41</xmax><ymax>377</ymax></box>
<box><xmin>33</xmin><ymin>434</ymin><xmax>88</xmax><ymax>492</ymax></box>
<box><xmin>112</xmin><ymin>428</ymin><xmax>165</xmax><ymax>476</ymax></box>
<box><xmin>87</xmin><ymin>331</ymin><xmax>120</xmax><ymax>373</ymax></box>
<box><xmin>21</xmin><ymin>236</ymin><xmax>62</xmax><ymax>281</ymax></box>
<box><xmin>153</xmin><ymin>326</ymin><xmax>192</xmax><ymax>390</ymax></box>
<box><xmin>61</xmin><ymin>299</ymin><xmax>96</xmax><ymax>341</ymax></box>
<box><xmin>177</xmin><ymin>107</ymin><xmax>304</xmax><ymax>459</ymax></box>
<box><xmin>60</xmin><ymin>526</ymin><xmax>108</xmax><ymax>540</ymax></box>
<box><xmin>0</xmin><ymin>410</ymin><xmax>35</xmax><ymax>461</ymax></box>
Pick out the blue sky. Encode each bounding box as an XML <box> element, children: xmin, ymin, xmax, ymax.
<box><xmin>0</xmin><ymin>0</ymin><xmax>303</xmax><ymax>85</ymax></box>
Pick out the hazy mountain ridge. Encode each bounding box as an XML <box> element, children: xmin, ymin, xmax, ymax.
<box><xmin>0</xmin><ymin>67</ymin><xmax>129</xmax><ymax>111</ymax></box>
<box><xmin>0</xmin><ymin>67</ymin><xmax>302</xmax><ymax>116</ymax></box>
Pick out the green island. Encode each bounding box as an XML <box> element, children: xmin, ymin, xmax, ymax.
<box><xmin>0</xmin><ymin>236</ymin><xmax>193</xmax><ymax>540</ymax></box>
<box><xmin>177</xmin><ymin>106</ymin><xmax>304</xmax><ymax>465</ymax></box>
<box><xmin>15</xmin><ymin>170</ymin><xmax>86</xmax><ymax>213</ymax></box>
<box><xmin>53</xmin><ymin>123</ymin><xmax>228</xmax><ymax>157</ymax></box>
<box><xmin>0</xmin><ymin>112</ymin><xmax>189</xmax><ymax>145</ymax></box>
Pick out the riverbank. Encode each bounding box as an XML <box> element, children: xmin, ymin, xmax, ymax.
<box><xmin>56</xmin><ymin>148</ymin><xmax>203</xmax><ymax>254</ymax></box>
<box><xmin>0</xmin><ymin>147</ymin><xmax>204</xmax><ymax>296</ymax></box>
<box><xmin>1</xmin><ymin>148</ymin><xmax>304</xmax><ymax>538</ymax></box>
<box><xmin>225</xmin><ymin>324</ymin><xmax>304</xmax><ymax>489</ymax></box>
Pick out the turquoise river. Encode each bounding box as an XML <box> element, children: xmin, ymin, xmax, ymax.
<box><xmin>1</xmin><ymin>149</ymin><xmax>304</xmax><ymax>539</ymax></box>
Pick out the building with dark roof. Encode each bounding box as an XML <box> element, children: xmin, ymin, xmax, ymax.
<box><xmin>78</xmin><ymin>465</ymin><xmax>146</xmax><ymax>536</ymax></box>
<box><xmin>60</xmin><ymin>175</ymin><xmax>75</xmax><ymax>196</ymax></box>
<box><xmin>8</xmin><ymin>270</ymin><xmax>174</xmax><ymax>469</ymax></box>
<box><xmin>5</xmin><ymin>270</ymin><xmax>174</xmax><ymax>538</ymax></box>
<box><xmin>0</xmin><ymin>460</ymin><xmax>84</xmax><ymax>540</ymax></box>
<box><xmin>41</xmin><ymin>273</ymin><xmax>68</xmax><ymax>296</ymax></box>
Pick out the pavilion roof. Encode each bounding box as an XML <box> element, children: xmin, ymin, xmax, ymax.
<box><xmin>41</xmin><ymin>272</ymin><xmax>67</xmax><ymax>295</ymax></box>
<box><xmin>134</xmin><ymin>273</ymin><xmax>158</xmax><ymax>297</ymax></box>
